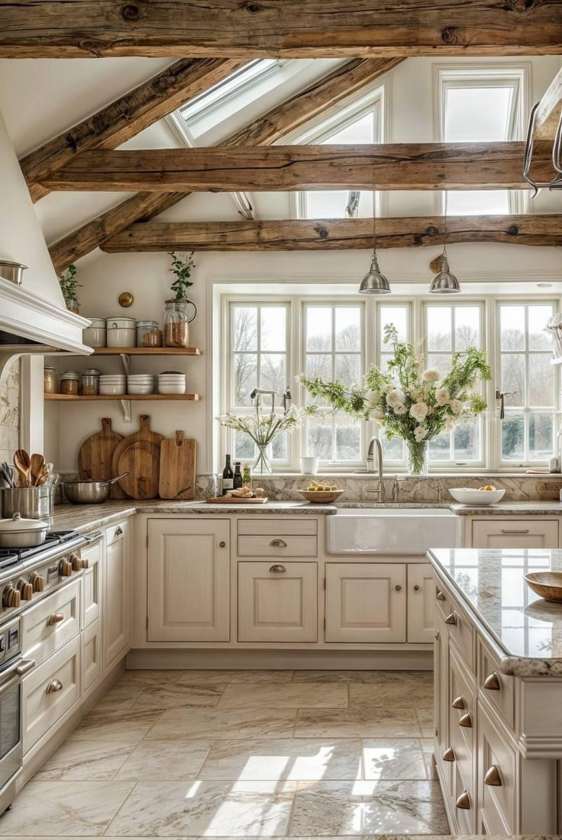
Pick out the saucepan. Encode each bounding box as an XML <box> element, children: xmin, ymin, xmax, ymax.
<box><xmin>0</xmin><ymin>513</ymin><xmax>49</xmax><ymax>548</ymax></box>
<box><xmin>61</xmin><ymin>473</ymin><xmax>128</xmax><ymax>505</ymax></box>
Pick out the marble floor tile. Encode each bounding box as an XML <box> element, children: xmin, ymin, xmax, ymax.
<box><xmin>348</xmin><ymin>674</ymin><xmax>433</xmax><ymax>710</ymax></box>
<box><xmin>92</xmin><ymin>684</ymin><xmax>142</xmax><ymax>712</ymax></box>
<box><xmin>361</xmin><ymin>739</ymin><xmax>429</xmax><ymax>781</ymax></box>
<box><xmin>288</xmin><ymin>780</ymin><xmax>449</xmax><ymax>836</ymax></box>
<box><xmin>219</xmin><ymin>683</ymin><xmax>348</xmax><ymax>709</ymax></box>
<box><xmin>0</xmin><ymin>780</ymin><xmax>135</xmax><ymax>836</ymax></box>
<box><xmin>293</xmin><ymin>670</ymin><xmax>433</xmax><ymax>684</ymax></box>
<box><xmin>35</xmin><ymin>740</ymin><xmax>133</xmax><ymax>781</ymax></box>
<box><xmin>176</xmin><ymin>670</ymin><xmax>295</xmax><ymax>685</ymax></box>
<box><xmin>72</xmin><ymin>708</ymin><xmax>162</xmax><ymax>744</ymax></box>
<box><xmin>145</xmin><ymin>706</ymin><xmax>297</xmax><ymax>741</ymax></box>
<box><xmin>116</xmin><ymin>740</ymin><xmax>211</xmax><ymax>781</ymax></box>
<box><xmin>118</xmin><ymin>670</ymin><xmax>193</xmax><ymax>687</ymax></box>
<box><xmin>199</xmin><ymin>738</ymin><xmax>363</xmax><ymax>782</ymax></box>
<box><xmin>295</xmin><ymin>707</ymin><xmax>422</xmax><ymax>739</ymax></box>
<box><xmin>107</xmin><ymin>780</ymin><xmax>296</xmax><ymax>836</ymax></box>
<box><xmin>132</xmin><ymin>683</ymin><xmax>225</xmax><ymax>711</ymax></box>
<box><xmin>416</xmin><ymin>708</ymin><xmax>435</xmax><ymax>739</ymax></box>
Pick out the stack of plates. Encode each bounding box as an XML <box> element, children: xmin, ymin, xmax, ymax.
<box><xmin>99</xmin><ymin>374</ymin><xmax>126</xmax><ymax>396</ymax></box>
<box><xmin>158</xmin><ymin>371</ymin><xmax>186</xmax><ymax>394</ymax></box>
<box><xmin>127</xmin><ymin>374</ymin><xmax>154</xmax><ymax>395</ymax></box>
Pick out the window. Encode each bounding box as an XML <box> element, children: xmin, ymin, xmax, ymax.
<box><xmin>303</xmin><ymin>304</ymin><xmax>363</xmax><ymax>465</ymax></box>
<box><xmin>497</xmin><ymin>302</ymin><xmax>557</xmax><ymax>464</ymax></box>
<box><xmin>425</xmin><ymin>303</ymin><xmax>484</xmax><ymax>465</ymax></box>
<box><xmin>437</xmin><ymin>66</ymin><xmax>527</xmax><ymax>216</ymax></box>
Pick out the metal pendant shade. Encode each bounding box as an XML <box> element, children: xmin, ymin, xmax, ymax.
<box><xmin>358</xmin><ymin>251</ymin><xmax>391</xmax><ymax>295</ymax></box>
<box><xmin>430</xmin><ymin>251</ymin><xmax>461</xmax><ymax>294</ymax></box>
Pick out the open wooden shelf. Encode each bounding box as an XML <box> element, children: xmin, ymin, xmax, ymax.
<box><xmin>45</xmin><ymin>393</ymin><xmax>200</xmax><ymax>402</ymax></box>
<box><xmin>90</xmin><ymin>347</ymin><xmax>202</xmax><ymax>356</ymax></box>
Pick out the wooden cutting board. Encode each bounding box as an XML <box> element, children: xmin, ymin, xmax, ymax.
<box><xmin>111</xmin><ymin>415</ymin><xmax>163</xmax><ymax>498</ymax></box>
<box><xmin>158</xmin><ymin>432</ymin><xmax>196</xmax><ymax>500</ymax></box>
<box><xmin>78</xmin><ymin>417</ymin><xmax>126</xmax><ymax>499</ymax></box>
<box><xmin>116</xmin><ymin>440</ymin><xmax>161</xmax><ymax>499</ymax></box>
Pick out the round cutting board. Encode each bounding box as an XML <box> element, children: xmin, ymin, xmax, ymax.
<box><xmin>116</xmin><ymin>440</ymin><xmax>160</xmax><ymax>499</ymax></box>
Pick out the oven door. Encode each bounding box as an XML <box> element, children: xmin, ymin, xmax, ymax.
<box><xmin>0</xmin><ymin>658</ymin><xmax>34</xmax><ymax>791</ymax></box>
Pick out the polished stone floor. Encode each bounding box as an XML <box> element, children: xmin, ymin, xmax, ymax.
<box><xmin>0</xmin><ymin>669</ymin><xmax>450</xmax><ymax>837</ymax></box>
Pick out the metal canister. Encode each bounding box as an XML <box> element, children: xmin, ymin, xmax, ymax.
<box><xmin>106</xmin><ymin>317</ymin><xmax>136</xmax><ymax>348</ymax></box>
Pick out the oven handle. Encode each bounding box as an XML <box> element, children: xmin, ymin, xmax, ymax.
<box><xmin>0</xmin><ymin>658</ymin><xmax>35</xmax><ymax>688</ymax></box>
<box><xmin>15</xmin><ymin>659</ymin><xmax>35</xmax><ymax>677</ymax></box>
<box><xmin>83</xmin><ymin>531</ymin><xmax>103</xmax><ymax>546</ymax></box>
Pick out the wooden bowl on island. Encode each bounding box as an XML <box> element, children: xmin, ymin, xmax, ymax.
<box><xmin>525</xmin><ymin>572</ymin><xmax>562</xmax><ymax>603</ymax></box>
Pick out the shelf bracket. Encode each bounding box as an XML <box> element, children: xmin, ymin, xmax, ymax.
<box><xmin>119</xmin><ymin>399</ymin><xmax>132</xmax><ymax>423</ymax></box>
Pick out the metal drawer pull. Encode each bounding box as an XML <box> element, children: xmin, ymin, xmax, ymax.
<box><xmin>269</xmin><ymin>564</ymin><xmax>287</xmax><ymax>574</ymax></box>
<box><xmin>219</xmin><ymin>541</ymin><xmax>226</xmax><ymax>548</ymax></box>
<box><xmin>394</xmin><ymin>584</ymin><xmax>402</xmax><ymax>592</ymax></box>
<box><xmin>47</xmin><ymin>613</ymin><xmax>65</xmax><ymax>626</ymax></box>
<box><xmin>269</xmin><ymin>538</ymin><xmax>287</xmax><ymax>548</ymax></box>
<box><xmin>435</xmin><ymin>589</ymin><xmax>446</xmax><ymax>601</ymax></box>
<box><xmin>452</xmin><ymin>696</ymin><xmax>465</xmax><ymax>710</ymax></box>
<box><xmin>500</xmin><ymin>529</ymin><xmax>530</xmax><ymax>535</ymax></box>
<box><xmin>115</xmin><ymin>527</ymin><xmax>124</xmax><ymax>537</ymax></box>
<box><xmin>483</xmin><ymin>672</ymin><xmax>501</xmax><ymax>691</ymax></box>
<box><xmin>442</xmin><ymin>747</ymin><xmax>455</xmax><ymax>762</ymax></box>
<box><xmin>458</xmin><ymin>713</ymin><xmax>472</xmax><ymax>728</ymax></box>
<box><xmin>15</xmin><ymin>659</ymin><xmax>35</xmax><ymax>677</ymax></box>
<box><xmin>455</xmin><ymin>791</ymin><xmax>471</xmax><ymax>810</ymax></box>
<box><xmin>444</xmin><ymin>612</ymin><xmax>457</xmax><ymax>626</ymax></box>
<box><xmin>484</xmin><ymin>765</ymin><xmax>502</xmax><ymax>787</ymax></box>
<box><xmin>46</xmin><ymin>679</ymin><xmax>63</xmax><ymax>694</ymax></box>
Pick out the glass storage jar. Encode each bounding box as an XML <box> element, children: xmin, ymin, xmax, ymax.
<box><xmin>163</xmin><ymin>300</ymin><xmax>197</xmax><ymax>348</ymax></box>
<box><xmin>60</xmin><ymin>371</ymin><xmax>80</xmax><ymax>396</ymax></box>
<box><xmin>44</xmin><ymin>366</ymin><xmax>58</xmax><ymax>395</ymax></box>
<box><xmin>81</xmin><ymin>369</ymin><xmax>100</xmax><ymax>396</ymax></box>
<box><xmin>83</xmin><ymin>317</ymin><xmax>106</xmax><ymax>348</ymax></box>
<box><xmin>106</xmin><ymin>316</ymin><xmax>136</xmax><ymax>348</ymax></box>
<box><xmin>136</xmin><ymin>320</ymin><xmax>161</xmax><ymax>347</ymax></box>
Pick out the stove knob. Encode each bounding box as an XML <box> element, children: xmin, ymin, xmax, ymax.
<box><xmin>2</xmin><ymin>586</ymin><xmax>20</xmax><ymax>609</ymax></box>
<box><xmin>17</xmin><ymin>579</ymin><xmax>33</xmax><ymax>601</ymax></box>
<box><xmin>70</xmin><ymin>553</ymin><xmax>83</xmax><ymax>572</ymax></box>
<box><xmin>30</xmin><ymin>573</ymin><xmax>46</xmax><ymax>593</ymax></box>
<box><xmin>59</xmin><ymin>558</ymin><xmax>72</xmax><ymax>577</ymax></box>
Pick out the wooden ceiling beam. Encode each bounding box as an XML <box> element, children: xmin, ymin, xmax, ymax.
<box><xmin>22</xmin><ymin>58</ymin><xmax>245</xmax><ymax>202</ymax></box>
<box><xmin>42</xmin><ymin>141</ymin><xmax>554</xmax><ymax>192</ymax></box>
<box><xmin>101</xmin><ymin>215</ymin><xmax>562</xmax><ymax>253</ymax></box>
<box><xmin>1</xmin><ymin>1</ymin><xmax>561</xmax><ymax>58</ymax></box>
<box><xmin>47</xmin><ymin>57</ymin><xmax>402</xmax><ymax>271</ymax></box>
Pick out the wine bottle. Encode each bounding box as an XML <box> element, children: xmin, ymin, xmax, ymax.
<box><xmin>222</xmin><ymin>454</ymin><xmax>234</xmax><ymax>495</ymax></box>
<box><xmin>233</xmin><ymin>461</ymin><xmax>243</xmax><ymax>490</ymax></box>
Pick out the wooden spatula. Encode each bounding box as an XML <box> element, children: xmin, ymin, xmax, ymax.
<box><xmin>14</xmin><ymin>449</ymin><xmax>31</xmax><ymax>487</ymax></box>
<box><xmin>30</xmin><ymin>453</ymin><xmax>46</xmax><ymax>487</ymax></box>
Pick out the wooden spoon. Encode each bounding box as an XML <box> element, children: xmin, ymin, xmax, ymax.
<box><xmin>14</xmin><ymin>449</ymin><xmax>31</xmax><ymax>487</ymax></box>
<box><xmin>30</xmin><ymin>453</ymin><xmax>45</xmax><ymax>487</ymax></box>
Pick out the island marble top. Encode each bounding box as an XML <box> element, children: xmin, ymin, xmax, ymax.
<box><xmin>429</xmin><ymin>547</ymin><xmax>562</xmax><ymax>676</ymax></box>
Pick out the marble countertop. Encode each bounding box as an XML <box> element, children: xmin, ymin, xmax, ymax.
<box><xmin>429</xmin><ymin>547</ymin><xmax>562</xmax><ymax>676</ymax></box>
<box><xmin>450</xmin><ymin>500</ymin><xmax>562</xmax><ymax>516</ymax></box>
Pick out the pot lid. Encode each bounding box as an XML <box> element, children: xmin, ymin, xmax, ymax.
<box><xmin>0</xmin><ymin>513</ymin><xmax>48</xmax><ymax>532</ymax></box>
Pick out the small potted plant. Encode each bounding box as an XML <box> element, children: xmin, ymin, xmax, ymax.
<box><xmin>163</xmin><ymin>251</ymin><xmax>197</xmax><ymax>348</ymax></box>
<box><xmin>59</xmin><ymin>264</ymin><xmax>80</xmax><ymax>313</ymax></box>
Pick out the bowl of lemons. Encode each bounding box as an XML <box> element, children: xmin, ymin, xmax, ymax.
<box><xmin>298</xmin><ymin>481</ymin><xmax>344</xmax><ymax>504</ymax></box>
<box><xmin>448</xmin><ymin>485</ymin><xmax>505</xmax><ymax>506</ymax></box>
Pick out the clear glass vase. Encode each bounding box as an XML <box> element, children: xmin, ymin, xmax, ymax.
<box><xmin>407</xmin><ymin>441</ymin><xmax>428</xmax><ymax>476</ymax></box>
<box><xmin>163</xmin><ymin>299</ymin><xmax>197</xmax><ymax>348</ymax></box>
<box><xmin>253</xmin><ymin>443</ymin><xmax>272</xmax><ymax>474</ymax></box>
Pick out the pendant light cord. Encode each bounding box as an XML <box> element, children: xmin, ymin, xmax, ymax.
<box><xmin>442</xmin><ymin>189</ymin><xmax>448</xmax><ymax>258</ymax></box>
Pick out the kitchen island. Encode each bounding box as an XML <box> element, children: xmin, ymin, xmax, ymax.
<box><xmin>429</xmin><ymin>546</ymin><xmax>562</xmax><ymax>835</ymax></box>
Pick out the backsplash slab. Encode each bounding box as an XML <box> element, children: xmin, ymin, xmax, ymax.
<box><xmin>0</xmin><ymin>357</ymin><xmax>20</xmax><ymax>466</ymax></box>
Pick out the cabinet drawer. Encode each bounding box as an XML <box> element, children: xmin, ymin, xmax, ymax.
<box><xmin>478</xmin><ymin>639</ymin><xmax>514</xmax><ymax>730</ymax></box>
<box><xmin>477</xmin><ymin>700</ymin><xmax>516</xmax><ymax>834</ymax></box>
<box><xmin>237</xmin><ymin>534</ymin><xmax>318</xmax><ymax>558</ymax></box>
<box><xmin>106</xmin><ymin>521</ymin><xmax>128</xmax><ymax>546</ymax></box>
<box><xmin>435</xmin><ymin>580</ymin><xmax>474</xmax><ymax>673</ymax></box>
<box><xmin>238</xmin><ymin>519</ymin><xmax>317</xmax><ymax>536</ymax></box>
<box><xmin>82</xmin><ymin>619</ymin><xmax>102</xmax><ymax>694</ymax></box>
<box><xmin>82</xmin><ymin>540</ymin><xmax>102</xmax><ymax>629</ymax></box>
<box><xmin>471</xmin><ymin>519</ymin><xmax>558</xmax><ymax>549</ymax></box>
<box><xmin>238</xmin><ymin>561</ymin><xmax>318</xmax><ymax>643</ymax></box>
<box><xmin>23</xmin><ymin>580</ymin><xmax>81</xmax><ymax>666</ymax></box>
<box><xmin>22</xmin><ymin>636</ymin><xmax>80</xmax><ymax>753</ymax></box>
<box><xmin>449</xmin><ymin>646</ymin><xmax>476</xmax><ymax>833</ymax></box>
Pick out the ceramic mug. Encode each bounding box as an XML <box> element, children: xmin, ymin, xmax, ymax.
<box><xmin>301</xmin><ymin>456</ymin><xmax>318</xmax><ymax>474</ymax></box>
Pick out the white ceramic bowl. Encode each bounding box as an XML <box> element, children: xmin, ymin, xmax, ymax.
<box><xmin>448</xmin><ymin>487</ymin><xmax>505</xmax><ymax>506</ymax></box>
<box><xmin>158</xmin><ymin>384</ymin><xmax>187</xmax><ymax>394</ymax></box>
<box><xmin>127</xmin><ymin>385</ymin><xmax>154</xmax><ymax>395</ymax></box>
<box><xmin>99</xmin><ymin>383</ymin><xmax>126</xmax><ymax>395</ymax></box>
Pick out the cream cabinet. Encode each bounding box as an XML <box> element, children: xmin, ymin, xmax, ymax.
<box><xmin>147</xmin><ymin>518</ymin><xmax>230</xmax><ymax>642</ymax></box>
<box><xmin>81</xmin><ymin>619</ymin><xmax>102</xmax><ymax>694</ymax></box>
<box><xmin>82</xmin><ymin>536</ymin><xmax>102</xmax><ymax>629</ymax></box>
<box><xmin>471</xmin><ymin>518</ymin><xmax>558</xmax><ymax>549</ymax></box>
<box><xmin>103</xmin><ymin>520</ymin><xmax>130</xmax><ymax>668</ymax></box>
<box><xmin>238</xmin><ymin>561</ymin><xmax>317</xmax><ymax>643</ymax></box>
<box><xmin>407</xmin><ymin>563</ymin><xmax>434</xmax><ymax>643</ymax></box>
<box><xmin>325</xmin><ymin>562</ymin><xmax>406</xmax><ymax>643</ymax></box>
<box><xmin>22</xmin><ymin>578</ymin><xmax>81</xmax><ymax>667</ymax></box>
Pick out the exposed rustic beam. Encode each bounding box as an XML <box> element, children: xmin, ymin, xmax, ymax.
<box><xmin>1</xmin><ymin>1</ymin><xmax>561</xmax><ymax>58</ymax></box>
<box><xmin>48</xmin><ymin>58</ymin><xmax>402</xmax><ymax>270</ymax></box>
<box><xmin>22</xmin><ymin>58</ymin><xmax>245</xmax><ymax>202</ymax></box>
<box><xmin>42</xmin><ymin>142</ymin><xmax>554</xmax><ymax>192</ymax></box>
<box><xmin>101</xmin><ymin>215</ymin><xmax>562</xmax><ymax>253</ymax></box>
<box><xmin>534</xmin><ymin>68</ymin><xmax>562</xmax><ymax>141</ymax></box>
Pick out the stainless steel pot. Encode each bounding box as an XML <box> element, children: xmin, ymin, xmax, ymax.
<box><xmin>61</xmin><ymin>474</ymin><xmax>128</xmax><ymax>505</ymax></box>
<box><xmin>0</xmin><ymin>513</ymin><xmax>49</xmax><ymax>548</ymax></box>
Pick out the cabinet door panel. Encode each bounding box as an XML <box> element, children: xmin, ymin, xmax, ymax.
<box><xmin>238</xmin><ymin>561</ymin><xmax>317</xmax><ymax>643</ymax></box>
<box><xmin>82</xmin><ymin>539</ymin><xmax>102</xmax><ymax>629</ymax></box>
<box><xmin>325</xmin><ymin>563</ymin><xmax>406</xmax><ymax>643</ymax></box>
<box><xmin>103</xmin><ymin>522</ymin><xmax>130</xmax><ymax>668</ymax></box>
<box><xmin>148</xmin><ymin>519</ymin><xmax>230</xmax><ymax>642</ymax></box>
<box><xmin>82</xmin><ymin>619</ymin><xmax>102</xmax><ymax>694</ymax></box>
<box><xmin>408</xmin><ymin>563</ymin><xmax>434</xmax><ymax>643</ymax></box>
<box><xmin>471</xmin><ymin>519</ymin><xmax>558</xmax><ymax>549</ymax></box>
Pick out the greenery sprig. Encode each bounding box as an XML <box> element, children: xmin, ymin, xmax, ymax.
<box><xmin>169</xmin><ymin>251</ymin><xmax>196</xmax><ymax>301</ymax></box>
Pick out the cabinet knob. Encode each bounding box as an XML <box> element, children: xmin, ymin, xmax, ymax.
<box><xmin>483</xmin><ymin>672</ymin><xmax>501</xmax><ymax>691</ymax></box>
<box><xmin>413</xmin><ymin>584</ymin><xmax>421</xmax><ymax>591</ymax></box>
<box><xmin>444</xmin><ymin>612</ymin><xmax>457</xmax><ymax>626</ymax></box>
<box><xmin>46</xmin><ymin>679</ymin><xmax>63</xmax><ymax>695</ymax></box>
<box><xmin>270</xmin><ymin>538</ymin><xmax>287</xmax><ymax>548</ymax></box>
<box><xmin>458</xmin><ymin>713</ymin><xmax>472</xmax><ymax>728</ymax></box>
<box><xmin>451</xmin><ymin>696</ymin><xmax>465</xmax><ymax>710</ymax></box>
<box><xmin>455</xmin><ymin>791</ymin><xmax>471</xmax><ymax>810</ymax></box>
<box><xmin>47</xmin><ymin>613</ymin><xmax>65</xmax><ymax>626</ymax></box>
<box><xmin>115</xmin><ymin>527</ymin><xmax>124</xmax><ymax>537</ymax></box>
<box><xmin>442</xmin><ymin>747</ymin><xmax>455</xmax><ymax>762</ymax></box>
<box><xmin>484</xmin><ymin>765</ymin><xmax>502</xmax><ymax>787</ymax></box>
<box><xmin>435</xmin><ymin>589</ymin><xmax>446</xmax><ymax>601</ymax></box>
<box><xmin>269</xmin><ymin>564</ymin><xmax>287</xmax><ymax>574</ymax></box>
<box><xmin>394</xmin><ymin>584</ymin><xmax>402</xmax><ymax>592</ymax></box>
<box><xmin>434</xmin><ymin>631</ymin><xmax>440</xmax><ymax>641</ymax></box>
<box><xmin>219</xmin><ymin>541</ymin><xmax>226</xmax><ymax>548</ymax></box>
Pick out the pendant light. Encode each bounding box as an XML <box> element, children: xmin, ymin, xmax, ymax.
<box><xmin>358</xmin><ymin>192</ymin><xmax>391</xmax><ymax>295</ymax></box>
<box><xmin>430</xmin><ymin>192</ymin><xmax>461</xmax><ymax>294</ymax></box>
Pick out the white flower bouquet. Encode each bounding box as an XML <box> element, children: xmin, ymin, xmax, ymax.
<box><xmin>219</xmin><ymin>405</ymin><xmax>304</xmax><ymax>473</ymax></box>
<box><xmin>301</xmin><ymin>324</ymin><xmax>491</xmax><ymax>474</ymax></box>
